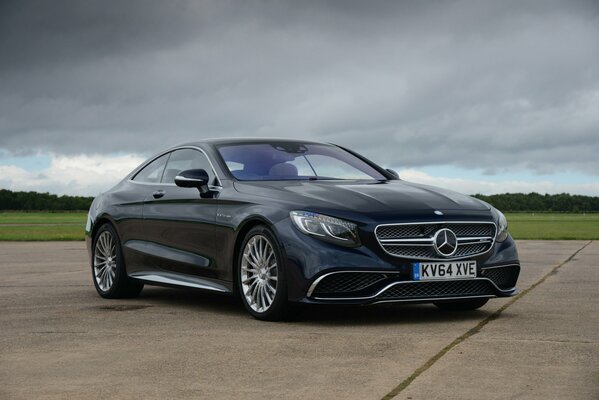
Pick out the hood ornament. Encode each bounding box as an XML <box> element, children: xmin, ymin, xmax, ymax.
<box><xmin>434</xmin><ymin>210</ymin><xmax>443</xmax><ymax>216</ymax></box>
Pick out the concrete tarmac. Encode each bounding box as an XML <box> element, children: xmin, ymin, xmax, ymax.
<box><xmin>0</xmin><ymin>241</ymin><xmax>597</xmax><ymax>399</ymax></box>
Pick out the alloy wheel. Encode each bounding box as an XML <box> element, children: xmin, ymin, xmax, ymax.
<box><xmin>94</xmin><ymin>231</ymin><xmax>117</xmax><ymax>291</ymax></box>
<box><xmin>240</xmin><ymin>234</ymin><xmax>279</xmax><ymax>313</ymax></box>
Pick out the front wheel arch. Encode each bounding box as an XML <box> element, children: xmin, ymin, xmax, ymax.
<box><xmin>236</xmin><ymin>224</ymin><xmax>289</xmax><ymax>320</ymax></box>
<box><xmin>232</xmin><ymin>217</ymin><xmax>281</xmax><ymax>295</ymax></box>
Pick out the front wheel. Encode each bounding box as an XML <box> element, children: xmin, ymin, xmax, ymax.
<box><xmin>434</xmin><ymin>298</ymin><xmax>489</xmax><ymax>311</ymax></box>
<box><xmin>237</xmin><ymin>225</ymin><xmax>288</xmax><ymax>321</ymax></box>
<box><xmin>92</xmin><ymin>224</ymin><xmax>143</xmax><ymax>298</ymax></box>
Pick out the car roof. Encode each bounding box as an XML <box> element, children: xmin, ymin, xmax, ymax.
<box><xmin>176</xmin><ymin>137</ymin><xmax>330</xmax><ymax>147</ymax></box>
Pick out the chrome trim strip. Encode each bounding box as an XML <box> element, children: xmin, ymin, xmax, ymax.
<box><xmin>306</xmin><ymin>270</ymin><xmax>396</xmax><ymax>298</ymax></box>
<box><xmin>457</xmin><ymin>237</ymin><xmax>493</xmax><ymax>244</ymax></box>
<box><xmin>379</xmin><ymin>238</ymin><xmax>434</xmax><ymax>243</ymax></box>
<box><xmin>372</xmin><ymin>294</ymin><xmax>495</xmax><ymax>305</ymax></box>
<box><xmin>128</xmin><ymin>145</ymin><xmax>223</xmax><ymax>189</ymax></box>
<box><xmin>374</xmin><ymin>221</ymin><xmax>497</xmax><ymax>261</ymax></box>
<box><xmin>379</xmin><ymin>236</ymin><xmax>493</xmax><ymax>244</ymax></box>
<box><xmin>129</xmin><ymin>273</ymin><xmax>228</xmax><ymax>293</ymax></box>
<box><xmin>379</xmin><ymin>242</ymin><xmax>433</xmax><ymax>247</ymax></box>
<box><xmin>376</xmin><ymin>220</ymin><xmax>497</xmax><ymax>227</ymax></box>
<box><xmin>481</xmin><ymin>263</ymin><xmax>520</xmax><ymax>270</ymax></box>
<box><xmin>311</xmin><ymin>277</ymin><xmax>513</xmax><ymax>301</ymax></box>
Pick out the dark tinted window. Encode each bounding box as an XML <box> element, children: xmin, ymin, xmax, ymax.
<box><xmin>132</xmin><ymin>154</ymin><xmax>169</xmax><ymax>183</ymax></box>
<box><xmin>217</xmin><ymin>142</ymin><xmax>386</xmax><ymax>181</ymax></box>
<box><xmin>161</xmin><ymin>148</ymin><xmax>216</xmax><ymax>185</ymax></box>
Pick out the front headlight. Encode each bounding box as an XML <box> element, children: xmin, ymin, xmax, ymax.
<box><xmin>492</xmin><ymin>207</ymin><xmax>509</xmax><ymax>242</ymax></box>
<box><xmin>290</xmin><ymin>211</ymin><xmax>361</xmax><ymax>247</ymax></box>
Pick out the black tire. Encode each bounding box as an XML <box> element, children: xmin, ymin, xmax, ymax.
<box><xmin>91</xmin><ymin>223</ymin><xmax>143</xmax><ymax>299</ymax></box>
<box><xmin>434</xmin><ymin>298</ymin><xmax>489</xmax><ymax>311</ymax></box>
<box><xmin>237</xmin><ymin>225</ymin><xmax>289</xmax><ymax>321</ymax></box>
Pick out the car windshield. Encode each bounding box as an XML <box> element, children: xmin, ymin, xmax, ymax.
<box><xmin>217</xmin><ymin>142</ymin><xmax>387</xmax><ymax>181</ymax></box>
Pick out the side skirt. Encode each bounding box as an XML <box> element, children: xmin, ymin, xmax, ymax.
<box><xmin>129</xmin><ymin>271</ymin><xmax>233</xmax><ymax>294</ymax></box>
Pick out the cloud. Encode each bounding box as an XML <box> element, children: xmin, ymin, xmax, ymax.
<box><xmin>0</xmin><ymin>0</ymin><xmax>598</xmax><ymax>180</ymax></box>
<box><xmin>0</xmin><ymin>154</ymin><xmax>144</xmax><ymax>196</ymax></box>
<box><xmin>399</xmin><ymin>169</ymin><xmax>599</xmax><ymax>196</ymax></box>
<box><xmin>1</xmin><ymin>153</ymin><xmax>597</xmax><ymax>197</ymax></box>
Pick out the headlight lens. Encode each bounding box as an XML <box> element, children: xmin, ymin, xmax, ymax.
<box><xmin>493</xmin><ymin>208</ymin><xmax>509</xmax><ymax>242</ymax></box>
<box><xmin>290</xmin><ymin>211</ymin><xmax>360</xmax><ymax>247</ymax></box>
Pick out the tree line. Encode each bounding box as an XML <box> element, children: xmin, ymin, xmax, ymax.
<box><xmin>0</xmin><ymin>189</ymin><xmax>598</xmax><ymax>212</ymax></box>
<box><xmin>0</xmin><ymin>189</ymin><xmax>94</xmax><ymax>211</ymax></box>
<box><xmin>473</xmin><ymin>192</ymin><xmax>599</xmax><ymax>213</ymax></box>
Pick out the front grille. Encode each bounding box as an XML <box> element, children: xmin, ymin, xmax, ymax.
<box><xmin>381</xmin><ymin>242</ymin><xmax>491</xmax><ymax>259</ymax></box>
<box><xmin>312</xmin><ymin>272</ymin><xmax>388</xmax><ymax>295</ymax></box>
<box><xmin>375</xmin><ymin>222</ymin><xmax>496</xmax><ymax>260</ymax></box>
<box><xmin>378</xmin><ymin>279</ymin><xmax>495</xmax><ymax>299</ymax></box>
<box><xmin>455</xmin><ymin>243</ymin><xmax>489</xmax><ymax>257</ymax></box>
<box><xmin>376</xmin><ymin>223</ymin><xmax>495</xmax><ymax>240</ymax></box>
<box><xmin>481</xmin><ymin>265</ymin><xmax>520</xmax><ymax>289</ymax></box>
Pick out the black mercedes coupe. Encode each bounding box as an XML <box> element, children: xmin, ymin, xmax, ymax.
<box><xmin>86</xmin><ymin>139</ymin><xmax>520</xmax><ymax>320</ymax></box>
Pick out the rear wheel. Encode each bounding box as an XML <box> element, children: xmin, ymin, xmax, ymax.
<box><xmin>237</xmin><ymin>225</ymin><xmax>288</xmax><ymax>321</ymax></box>
<box><xmin>92</xmin><ymin>224</ymin><xmax>143</xmax><ymax>298</ymax></box>
<box><xmin>434</xmin><ymin>298</ymin><xmax>489</xmax><ymax>311</ymax></box>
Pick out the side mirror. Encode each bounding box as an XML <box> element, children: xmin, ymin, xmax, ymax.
<box><xmin>386</xmin><ymin>168</ymin><xmax>400</xmax><ymax>180</ymax></box>
<box><xmin>175</xmin><ymin>169</ymin><xmax>210</xmax><ymax>195</ymax></box>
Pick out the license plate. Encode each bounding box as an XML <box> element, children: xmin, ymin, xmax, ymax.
<box><xmin>413</xmin><ymin>261</ymin><xmax>477</xmax><ymax>280</ymax></box>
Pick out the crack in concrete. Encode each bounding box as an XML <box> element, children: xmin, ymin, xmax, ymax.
<box><xmin>464</xmin><ymin>337</ymin><xmax>599</xmax><ymax>345</ymax></box>
<box><xmin>381</xmin><ymin>240</ymin><xmax>593</xmax><ymax>400</ymax></box>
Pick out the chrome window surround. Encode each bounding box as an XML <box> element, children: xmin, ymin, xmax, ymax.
<box><xmin>374</xmin><ymin>221</ymin><xmax>497</xmax><ymax>261</ymax></box>
<box><xmin>128</xmin><ymin>146</ymin><xmax>223</xmax><ymax>190</ymax></box>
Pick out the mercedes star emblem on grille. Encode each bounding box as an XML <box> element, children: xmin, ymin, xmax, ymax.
<box><xmin>433</xmin><ymin>228</ymin><xmax>458</xmax><ymax>257</ymax></box>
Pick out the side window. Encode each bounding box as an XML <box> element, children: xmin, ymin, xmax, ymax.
<box><xmin>161</xmin><ymin>149</ymin><xmax>217</xmax><ymax>185</ymax></box>
<box><xmin>132</xmin><ymin>154</ymin><xmax>169</xmax><ymax>183</ymax></box>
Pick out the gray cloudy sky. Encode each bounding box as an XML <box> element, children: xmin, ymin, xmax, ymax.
<box><xmin>1</xmin><ymin>0</ymin><xmax>598</xmax><ymax>195</ymax></box>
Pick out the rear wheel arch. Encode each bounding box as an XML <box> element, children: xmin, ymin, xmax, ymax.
<box><xmin>91</xmin><ymin>223</ymin><xmax>143</xmax><ymax>298</ymax></box>
<box><xmin>91</xmin><ymin>215</ymin><xmax>120</xmax><ymax>242</ymax></box>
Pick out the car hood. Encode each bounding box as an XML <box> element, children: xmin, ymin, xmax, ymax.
<box><xmin>233</xmin><ymin>180</ymin><xmax>490</xmax><ymax>215</ymax></box>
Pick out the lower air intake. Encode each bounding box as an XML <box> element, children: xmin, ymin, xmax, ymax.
<box><xmin>378</xmin><ymin>279</ymin><xmax>495</xmax><ymax>299</ymax></box>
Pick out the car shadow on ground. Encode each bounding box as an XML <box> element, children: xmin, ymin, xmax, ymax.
<box><xmin>134</xmin><ymin>286</ymin><xmax>493</xmax><ymax>326</ymax></box>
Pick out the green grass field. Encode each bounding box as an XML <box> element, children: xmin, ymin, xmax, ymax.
<box><xmin>505</xmin><ymin>213</ymin><xmax>599</xmax><ymax>240</ymax></box>
<box><xmin>0</xmin><ymin>212</ymin><xmax>597</xmax><ymax>241</ymax></box>
<box><xmin>0</xmin><ymin>212</ymin><xmax>86</xmax><ymax>225</ymax></box>
<box><xmin>0</xmin><ymin>212</ymin><xmax>87</xmax><ymax>241</ymax></box>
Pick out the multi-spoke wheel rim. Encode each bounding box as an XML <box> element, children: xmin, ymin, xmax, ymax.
<box><xmin>241</xmin><ymin>234</ymin><xmax>278</xmax><ymax>313</ymax></box>
<box><xmin>94</xmin><ymin>231</ymin><xmax>117</xmax><ymax>292</ymax></box>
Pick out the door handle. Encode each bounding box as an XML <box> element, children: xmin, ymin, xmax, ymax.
<box><xmin>152</xmin><ymin>190</ymin><xmax>165</xmax><ymax>199</ymax></box>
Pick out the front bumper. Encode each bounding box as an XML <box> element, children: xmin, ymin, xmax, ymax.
<box><xmin>274</xmin><ymin>218</ymin><xmax>520</xmax><ymax>304</ymax></box>
<box><xmin>304</xmin><ymin>264</ymin><xmax>519</xmax><ymax>305</ymax></box>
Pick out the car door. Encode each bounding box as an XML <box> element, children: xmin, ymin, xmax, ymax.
<box><xmin>120</xmin><ymin>152</ymin><xmax>170</xmax><ymax>275</ymax></box>
<box><xmin>141</xmin><ymin>148</ymin><xmax>220</xmax><ymax>279</ymax></box>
